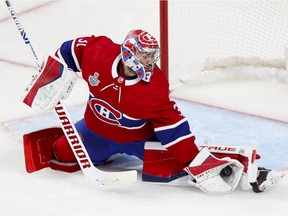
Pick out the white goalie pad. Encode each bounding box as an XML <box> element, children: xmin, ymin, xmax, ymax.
<box><xmin>21</xmin><ymin>55</ymin><xmax>78</xmax><ymax>112</ymax></box>
<box><xmin>237</xmin><ymin>146</ymin><xmax>259</xmax><ymax>190</ymax></box>
<box><xmin>184</xmin><ymin>148</ymin><xmax>244</xmax><ymax>194</ymax></box>
<box><xmin>200</xmin><ymin>145</ymin><xmax>259</xmax><ymax>190</ymax></box>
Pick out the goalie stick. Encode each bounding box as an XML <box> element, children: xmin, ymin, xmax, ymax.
<box><xmin>5</xmin><ymin>0</ymin><xmax>137</xmax><ymax>185</ymax></box>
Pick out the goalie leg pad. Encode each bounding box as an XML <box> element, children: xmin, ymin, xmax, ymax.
<box><xmin>50</xmin><ymin>159</ymin><xmax>80</xmax><ymax>173</ymax></box>
<box><xmin>24</xmin><ymin>127</ymin><xmax>117</xmax><ymax>173</ymax></box>
<box><xmin>23</xmin><ymin>127</ymin><xmax>81</xmax><ymax>173</ymax></box>
<box><xmin>142</xmin><ymin>142</ymin><xmax>187</xmax><ymax>183</ymax></box>
<box><xmin>23</xmin><ymin>127</ymin><xmax>63</xmax><ymax>173</ymax></box>
<box><xmin>199</xmin><ymin>145</ymin><xmax>286</xmax><ymax>192</ymax></box>
<box><xmin>200</xmin><ymin>145</ymin><xmax>260</xmax><ymax>190</ymax></box>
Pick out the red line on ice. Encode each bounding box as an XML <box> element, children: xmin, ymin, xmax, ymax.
<box><xmin>172</xmin><ymin>96</ymin><xmax>288</xmax><ymax>125</ymax></box>
<box><xmin>0</xmin><ymin>1</ymin><xmax>57</xmax><ymax>23</ymax></box>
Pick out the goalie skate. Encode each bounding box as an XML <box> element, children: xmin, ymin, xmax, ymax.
<box><xmin>250</xmin><ymin>167</ymin><xmax>285</xmax><ymax>193</ymax></box>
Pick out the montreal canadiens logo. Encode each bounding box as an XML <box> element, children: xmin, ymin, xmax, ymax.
<box><xmin>138</xmin><ymin>31</ymin><xmax>158</xmax><ymax>48</ymax></box>
<box><xmin>89</xmin><ymin>98</ymin><xmax>122</xmax><ymax>126</ymax></box>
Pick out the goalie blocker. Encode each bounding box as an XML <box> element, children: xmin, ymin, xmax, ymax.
<box><xmin>23</xmin><ymin>127</ymin><xmax>285</xmax><ymax>194</ymax></box>
<box><xmin>21</xmin><ymin>55</ymin><xmax>78</xmax><ymax>112</ymax></box>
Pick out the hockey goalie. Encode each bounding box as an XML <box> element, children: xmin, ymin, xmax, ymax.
<box><xmin>22</xmin><ymin>29</ymin><xmax>285</xmax><ymax>193</ymax></box>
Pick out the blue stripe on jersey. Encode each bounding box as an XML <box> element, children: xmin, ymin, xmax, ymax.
<box><xmin>59</xmin><ymin>40</ymin><xmax>79</xmax><ymax>72</ymax></box>
<box><xmin>119</xmin><ymin>115</ymin><xmax>147</xmax><ymax>129</ymax></box>
<box><xmin>155</xmin><ymin>120</ymin><xmax>191</xmax><ymax>146</ymax></box>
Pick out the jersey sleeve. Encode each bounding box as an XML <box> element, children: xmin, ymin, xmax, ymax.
<box><xmin>153</xmin><ymin>99</ymin><xmax>199</xmax><ymax>164</ymax></box>
<box><xmin>148</xmin><ymin>69</ymin><xmax>199</xmax><ymax>164</ymax></box>
<box><xmin>55</xmin><ymin>36</ymin><xmax>91</xmax><ymax>73</ymax></box>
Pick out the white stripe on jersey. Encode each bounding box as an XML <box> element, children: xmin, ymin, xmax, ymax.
<box><xmin>154</xmin><ymin>118</ymin><xmax>187</xmax><ymax>132</ymax></box>
<box><xmin>71</xmin><ymin>39</ymin><xmax>82</xmax><ymax>72</ymax></box>
<box><xmin>164</xmin><ymin>133</ymin><xmax>194</xmax><ymax>148</ymax></box>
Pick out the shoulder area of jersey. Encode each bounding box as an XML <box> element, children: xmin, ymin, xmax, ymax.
<box><xmin>77</xmin><ymin>35</ymin><xmax>117</xmax><ymax>47</ymax></box>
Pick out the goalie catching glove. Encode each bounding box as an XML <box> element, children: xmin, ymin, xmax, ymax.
<box><xmin>184</xmin><ymin>148</ymin><xmax>244</xmax><ymax>194</ymax></box>
<box><xmin>21</xmin><ymin>55</ymin><xmax>78</xmax><ymax>112</ymax></box>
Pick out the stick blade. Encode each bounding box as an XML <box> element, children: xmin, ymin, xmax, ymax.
<box><xmin>85</xmin><ymin>167</ymin><xmax>138</xmax><ymax>185</ymax></box>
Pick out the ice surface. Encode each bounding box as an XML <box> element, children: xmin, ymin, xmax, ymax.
<box><xmin>1</xmin><ymin>1</ymin><xmax>288</xmax><ymax>216</ymax></box>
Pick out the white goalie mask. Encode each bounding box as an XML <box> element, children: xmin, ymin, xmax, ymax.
<box><xmin>121</xmin><ymin>29</ymin><xmax>160</xmax><ymax>82</ymax></box>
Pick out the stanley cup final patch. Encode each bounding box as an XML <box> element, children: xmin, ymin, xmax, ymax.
<box><xmin>89</xmin><ymin>72</ymin><xmax>100</xmax><ymax>86</ymax></box>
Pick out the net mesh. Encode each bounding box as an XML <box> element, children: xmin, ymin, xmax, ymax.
<box><xmin>167</xmin><ymin>0</ymin><xmax>288</xmax><ymax>88</ymax></box>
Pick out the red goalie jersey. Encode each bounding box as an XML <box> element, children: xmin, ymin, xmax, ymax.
<box><xmin>55</xmin><ymin>35</ymin><xmax>199</xmax><ymax>164</ymax></box>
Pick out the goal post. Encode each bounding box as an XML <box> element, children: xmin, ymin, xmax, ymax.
<box><xmin>160</xmin><ymin>0</ymin><xmax>288</xmax><ymax>88</ymax></box>
<box><xmin>160</xmin><ymin>0</ymin><xmax>169</xmax><ymax>81</ymax></box>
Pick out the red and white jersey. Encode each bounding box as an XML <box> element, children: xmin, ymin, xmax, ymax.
<box><xmin>56</xmin><ymin>35</ymin><xmax>198</xmax><ymax>163</ymax></box>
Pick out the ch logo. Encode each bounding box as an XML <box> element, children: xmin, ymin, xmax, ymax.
<box><xmin>89</xmin><ymin>98</ymin><xmax>122</xmax><ymax>126</ymax></box>
<box><xmin>138</xmin><ymin>31</ymin><xmax>158</xmax><ymax>46</ymax></box>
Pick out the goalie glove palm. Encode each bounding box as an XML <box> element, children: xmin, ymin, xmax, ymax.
<box><xmin>21</xmin><ymin>55</ymin><xmax>78</xmax><ymax>112</ymax></box>
<box><xmin>184</xmin><ymin>148</ymin><xmax>244</xmax><ymax>194</ymax></box>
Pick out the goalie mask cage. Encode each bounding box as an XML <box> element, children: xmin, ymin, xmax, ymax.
<box><xmin>160</xmin><ymin>0</ymin><xmax>288</xmax><ymax>88</ymax></box>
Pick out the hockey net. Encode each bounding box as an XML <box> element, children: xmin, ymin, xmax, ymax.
<box><xmin>160</xmin><ymin>0</ymin><xmax>288</xmax><ymax>90</ymax></box>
